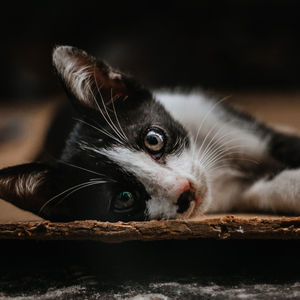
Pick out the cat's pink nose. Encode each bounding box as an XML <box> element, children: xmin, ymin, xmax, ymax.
<box><xmin>177</xmin><ymin>179</ymin><xmax>191</xmax><ymax>195</ymax></box>
<box><xmin>176</xmin><ymin>189</ymin><xmax>194</xmax><ymax>213</ymax></box>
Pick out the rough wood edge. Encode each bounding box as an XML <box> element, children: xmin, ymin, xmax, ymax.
<box><xmin>1</xmin><ymin>215</ymin><xmax>300</xmax><ymax>242</ymax></box>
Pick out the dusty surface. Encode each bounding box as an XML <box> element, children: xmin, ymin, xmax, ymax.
<box><xmin>2</xmin><ymin>278</ymin><xmax>300</xmax><ymax>299</ymax></box>
<box><xmin>1</xmin><ymin>236</ymin><xmax>300</xmax><ymax>299</ymax></box>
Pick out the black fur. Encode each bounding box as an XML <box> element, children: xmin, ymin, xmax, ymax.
<box><xmin>0</xmin><ymin>46</ymin><xmax>189</xmax><ymax>222</ymax></box>
<box><xmin>53</xmin><ymin>94</ymin><xmax>189</xmax><ymax>221</ymax></box>
<box><xmin>269</xmin><ymin>132</ymin><xmax>300</xmax><ymax>168</ymax></box>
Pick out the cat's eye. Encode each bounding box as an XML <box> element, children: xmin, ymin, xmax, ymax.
<box><xmin>113</xmin><ymin>191</ymin><xmax>135</xmax><ymax>212</ymax></box>
<box><xmin>144</xmin><ymin>129</ymin><xmax>165</xmax><ymax>153</ymax></box>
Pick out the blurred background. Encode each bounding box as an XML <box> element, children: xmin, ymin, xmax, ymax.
<box><xmin>1</xmin><ymin>0</ymin><xmax>300</xmax><ymax>100</ymax></box>
<box><xmin>1</xmin><ymin>0</ymin><xmax>300</xmax><ymax>221</ymax></box>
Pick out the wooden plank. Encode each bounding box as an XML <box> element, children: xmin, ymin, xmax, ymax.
<box><xmin>1</xmin><ymin>214</ymin><xmax>300</xmax><ymax>242</ymax></box>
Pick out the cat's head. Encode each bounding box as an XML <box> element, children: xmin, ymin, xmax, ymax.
<box><xmin>0</xmin><ymin>46</ymin><xmax>211</xmax><ymax>222</ymax></box>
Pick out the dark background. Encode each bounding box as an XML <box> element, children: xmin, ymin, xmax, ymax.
<box><xmin>1</xmin><ymin>2</ymin><xmax>300</xmax><ymax>298</ymax></box>
<box><xmin>1</xmin><ymin>0</ymin><xmax>300</xmax><ymax>102</ymax></box>
<box><xmin>2</xmin><ymin>238</ymin><xmax>300</xmax><ymax>298</ymax></box>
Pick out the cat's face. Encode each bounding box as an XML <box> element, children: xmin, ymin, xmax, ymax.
<box><xmin>0</xmin><ymin>46</ymin><xmax>211</xmax><ymax>222</ymax></box>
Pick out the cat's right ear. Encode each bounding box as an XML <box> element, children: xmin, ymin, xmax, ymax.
<box><xmin>52</xmin><ymin>46</ymin><xmax>150</xmax><ymax>113</ymax></box>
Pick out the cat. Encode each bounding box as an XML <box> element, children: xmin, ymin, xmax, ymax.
<box><xmin>0</xmin><ymin>45</ymin><xmax>300</xmax><ymax>222</ymax></box>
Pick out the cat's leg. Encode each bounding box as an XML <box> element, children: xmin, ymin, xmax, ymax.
<box><xmin>241</xmin><ymin>169</ymin><xmax>300</xmax><ymax>214</ymax></box>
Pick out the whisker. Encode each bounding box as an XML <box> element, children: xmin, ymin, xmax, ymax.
<box><xmin>39</xmin><ymin>179</ymin><xmax>107</xmax><ymax>214</ymax></box>
<box><xmin>55</xmin><ymin>181</ymin><xmax>107</xmax><ymax>206</ymax></box>
<box><xmin>197</xmin><ymin>129</ymin><xmax>257</xmax><ymax>167</ymax></box>
<box><xmin>75</xmin><ymin>118</ymin><xmax>124</xmax><ymax>145</ymax></box>
<box><xmin>58</xmin><ymin>160</ymin><xmax>106</xmax><ymax>177</ymax></box>
<box><xmin>206</xmin><ymin>164</ymin><xmax>232</xmax><ymax>173</ymax></box>
<box><xmin>198</xmin><ymin>135</ymin><xmax>248</xmax><ymax>166</ymax></box>
<box><xmin>192</xmin><ymin>95</ymin><xmax>230</xmax><ymax>158</ymax></box>
<box><xmin>93</xmin><ymin>71</ymin><xmax>127</xmax><ymax>143</ymax></box>
<box><xmin>204</xmin><ymin>152</ymin><xmax>259</xmax><ymax>170</ymax></box>
<box><xmin>197</xmin><ymin>126</ymin><xmax>227</xmax><ymax>163</ymax></box>
<box><xmin>195</xmin><ymin>117</ymin><xmax>247</xmax><ymax>163</ymax></box>
<box><xmin>206</xmin><ymin>158</ymin><xmax>259</xmax><ymax>175</ymax></box>
<box><xmin>198</xmin><ymin>130</ymin><xmax>236</xmax><ymax>161</ymax></box>
<box><xmin>203</xmin><ymin>146</ymin><xmax>249</xmax><ymax>166</ymax></box>
<box><xmin>196</xmin><ymin>117</ymin><xmax>254</xmax><ymax>167</ymax></box>
<box><xmin>39</xmin><ymin>180</ymin><xmax>103</xmax><ymax>214</ymax></box>
<box><xmin>110</xmin><ymin>88</ymin><xmax>129</xmax><ymax>142</ymax></box>
<box><xmin>194</xmin><ymin>115</ymin><xmax>226</xmax><ymax>162</ymax></box>
<box><xmin>88</xmin><ymin>80</ymin><xmax>126</xmax><ymax>144</ymax></box>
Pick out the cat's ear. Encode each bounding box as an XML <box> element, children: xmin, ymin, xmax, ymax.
<box><xmin>0</xmin><ymin>163</ymin><xmax>68</xmax><ymax>221</ymax></box>
<box><xmin>52</xmin><ymin>45</ymin><xmax>150</xmax><ymax>112</ymax></box>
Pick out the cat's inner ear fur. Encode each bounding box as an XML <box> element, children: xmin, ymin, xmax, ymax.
<box><xmin>52</xmin><ymin>45</ymin><xmax>129</xmax><ymax>111</ymax></box>
<box><xmin>0</xmin><ymin>163</ymin><xmax>64</xmax><ymax>220</ymax></box>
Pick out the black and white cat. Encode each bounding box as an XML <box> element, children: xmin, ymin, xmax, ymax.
<box><xmin>0</xmin><ymin>46</ymin><xmax>300</xmax><ymax>222</ymax></box>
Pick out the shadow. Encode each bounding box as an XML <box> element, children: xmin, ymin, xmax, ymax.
<box><xmin>1</xmin><ymin>239</ymin><xmax>300</xmax><ymax>297</ymax></box>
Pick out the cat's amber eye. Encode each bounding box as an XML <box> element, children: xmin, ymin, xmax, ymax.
<box><xmin>144</xmin><ymin>129</ymin><xmax>165</xmax><ymax>153</ymax></box>
<box><xmin>113</xmin><ymin>191</ymin><xmax>135</xmax><ymax>212</ymax></box>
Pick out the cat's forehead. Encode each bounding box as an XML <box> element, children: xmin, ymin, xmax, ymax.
<box><xmin>70</xmin><ymin>95</ymin><xmax>189</xmax><ymax>152</ymax></box>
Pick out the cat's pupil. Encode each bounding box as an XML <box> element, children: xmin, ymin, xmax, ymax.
<box><xmin>114</xmin><ymin>191</ymin><xmax>135</xmax><ymax>211</ymax></box>
<box><xmin>120</xmin><ymin>191</ymin><xmax>132</xmax><ymax>202</ymax></box>
<box><xmin>147</xmin><ymin>135</ymin><xmax>158</xmax><ymax>145</ymax></box>
<box><xmin>144</xmin><ymin>129</ymin><xmax>164</xmax><ymax>153</ymax></box>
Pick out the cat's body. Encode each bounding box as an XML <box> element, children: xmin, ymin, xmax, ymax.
<box><xmin>1</xmin><ymin>46</ymin><xmax>300</xmax><ymax>222</ymax></box>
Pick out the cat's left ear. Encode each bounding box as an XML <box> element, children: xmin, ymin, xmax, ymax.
<box><xmin>52</xmin><ymin>45</ymin><xmax>150</xmax><ymax>112</ymax></box>
<box><xmin>0</xmin><ymin>163</ymin><xmax>69</xmax><ymax>221</ymax></box>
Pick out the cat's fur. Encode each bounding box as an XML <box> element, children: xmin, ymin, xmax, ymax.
<box><xmin>0</xmin><ymin>46</ymin><xmax>300</xmax><ymax>222</ymax></box>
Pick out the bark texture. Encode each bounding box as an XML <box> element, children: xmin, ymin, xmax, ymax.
<box><xmin>1</xmin><ymin>214</ymin><xmax>300</xmax><ymax>242</ymax></box>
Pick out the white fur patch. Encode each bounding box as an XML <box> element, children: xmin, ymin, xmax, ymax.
<box><xmin>88</xmin><ymin>145</ymin><xmax>210</xmax><ymax>219</ymax></box>
<box><xmin>0</xmin><ymin>172</ymin><xmax>45</xmax><ymax>199</ymax></box>
<box><xmin>242</xmin><ymin>169</ymin><xmax>300</xmax><ymax>214</ymax></box>
<box><xmin>155</xmin><ymin>91</ymin><xmax>269</xmax><ymax>163</ymax></box>
<box><xmin>16</xmin><ymin>173</ymin><xmax>45</xmax><ymax>198</ymax></box>
<box><xmin>154</xmin><ymin>91</ymin><xmax>273</xmax><ymax>214</ymax></box>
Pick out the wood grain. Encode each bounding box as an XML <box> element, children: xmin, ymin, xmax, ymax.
<box><xmin>1</xmin><ymin>215</ymin><xmax>300</xmax><ymax>242</ymax></box>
